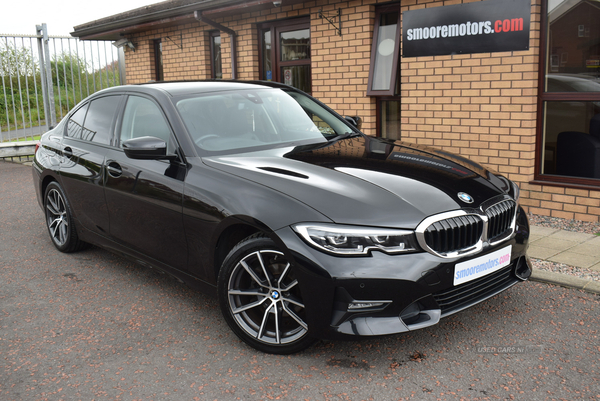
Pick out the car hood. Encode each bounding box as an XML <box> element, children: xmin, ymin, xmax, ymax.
<box><xmin>202</xmin><ymin>135</ymin><xmax>511</xmax><ymax>228</ymax></box>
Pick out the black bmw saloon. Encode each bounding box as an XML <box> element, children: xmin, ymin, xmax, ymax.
<box><xmin>33</xmin><ymin>81</ymin><xmax>531</xmax><ymax>354</ymax></box>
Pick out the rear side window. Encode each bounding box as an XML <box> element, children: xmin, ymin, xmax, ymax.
<box><xmin>66</xmin><ymin>103</ymin><xmax>89</xmax><ymax>139</ymax></box>
<box><xmin>66</xmin><ymin>96</ymin><xmax>119</xmax><ymax>145</ymax></box>
<box><xmin>84</xmin><ymin>96</ymin><xmax>120</xmax><ymax>145</ymax></box>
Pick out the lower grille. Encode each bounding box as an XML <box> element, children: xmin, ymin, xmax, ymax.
<box><xmin>433</xmin><ymin>265</ymin><xmax>518</xmax><ymax>316</ymax></box>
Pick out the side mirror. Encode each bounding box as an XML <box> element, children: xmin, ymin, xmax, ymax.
<box><xmin>344</xmin><ymin>116</ymin><xmax>363</xmax><ymax>131</ymax></box>
<box><xmin>122</xmin><ymin>136</ymin><xmax>172</xmax><ymax>160</ymax></box>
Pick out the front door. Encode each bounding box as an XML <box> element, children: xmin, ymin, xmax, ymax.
<box><xmin>103</xmin><ymin>95</ymin><xmax>188</xmax><ymax>271</ymax></box>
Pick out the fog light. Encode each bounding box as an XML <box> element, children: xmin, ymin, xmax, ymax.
<box><xmin>347</xmin><ymin>301</ymin><xmax>391</xmax><ymax>311</ymax></box>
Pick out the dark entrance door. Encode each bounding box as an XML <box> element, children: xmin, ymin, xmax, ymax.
<box><xmin>260</xmin><ymin>19</ymin><xmax>311</xmax><ymax>93</ymax></box>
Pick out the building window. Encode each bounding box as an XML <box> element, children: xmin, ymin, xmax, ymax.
<box><xmin>368</xmin><ymin>5</ymin><xmax>401</xmax><ymax>139</ymax></box>
<box><xmin>537</xmin><ymin>0</ymin><xmax>600</xmax><ymax>184</ymax></box>
<box><xmin>153</xmin><ymin>39</ymin><xmax>164</xmax><ymax>81</ymax></box>
<box><xmin>258</xmin><ymin>18</ymin><xmax>311</xmax><ymax>93</ymax></box>
<box><xmin>368</xmin><ymin>5</ymin><xmax>400</xmax><ymax>96</ymax></box>
<box><xmin>210</xmin><ymin>31</ymin><xmax>222</xmax><ymax>79</ymax></box>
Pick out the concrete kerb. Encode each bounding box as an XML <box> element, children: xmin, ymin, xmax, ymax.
<box><xmin>530</xmin><ymin>268</ymin><xmax>600</xmax><ymax>295</ymax></box>
<box><xmin>0</xmin><ymin>140</ymin><xmax>38</xmax><ymax>158</ymax></box>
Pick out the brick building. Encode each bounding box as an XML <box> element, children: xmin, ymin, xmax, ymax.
<box><xmin>72</xmin><ymin>0</ymin><xmax>600</xmax><ymax>222</ymax></box>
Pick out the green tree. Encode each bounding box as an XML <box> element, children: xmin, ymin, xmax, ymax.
<box><xmin>0</xmin><ymin>42</ymin><xmax>36</xmax><ymax>77</ymax></box>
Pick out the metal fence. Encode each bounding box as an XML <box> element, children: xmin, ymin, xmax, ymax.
<box><xmin>0</xmin><ymin>23</ymin><xmax>124</xmax><ymax>143</ymax></box>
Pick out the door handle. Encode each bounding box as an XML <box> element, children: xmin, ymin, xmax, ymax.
<box><xmin>63</xmin><ymin>147</ymin><xmax>73</xmax><ymax>158</ymax></box>
<box><xmin>106</xmin><ymin>161</ymin><xmax>123</xmax><ymax>177</ymax></box>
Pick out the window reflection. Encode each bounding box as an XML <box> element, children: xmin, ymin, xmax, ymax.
<box><xmin>210</xmin><ymin>32</ymin><xmax>222</xmax><ymax>79</ymax></box>
<box><xmin>280</xmin><ymin>29</ymin><xmax>310</xmax><ymax>61</ymax></box>
<box><xmin>543</xmin><ymin>102</ymin><xmax>600</xmax><ymax>178</ymax></box>
<box><xmin>372</xmin><ymin>12</ymin><xmax>398</xmax><ymax>91</ymax></box>
<box><xmin>262</xmin><ymin>29</ymin><xmax>272</xmax><ymax>80</ymax></box>
<box><xmin>381</xmin><ymin>100</ymin><xmax>401</xmax><ymax>140</ymax></box>
<box><xmin>546</xmin><ymin>0</ymin><xmax>600</xmax><ymax>91</ymax></box>
<box><xmin>539</xmin><ymin>0</ymin><xmax>600</xmax><ymax>182</ymax></box>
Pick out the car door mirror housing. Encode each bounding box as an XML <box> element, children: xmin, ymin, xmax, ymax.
<box><xmin>343</xmin><ymin>116</ymin><xmax>363</xmax><ymax>130</ymax></box>
<box><xmin>122</xmin><ymin>136</ymin><xmax>173</xmax><ymax>160</ymax></box>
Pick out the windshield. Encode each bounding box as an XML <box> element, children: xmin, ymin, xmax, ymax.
<box><xmin>175</xmin><ymin>88</ymin><xmax>353</xmax><ymax>152</ymax></box>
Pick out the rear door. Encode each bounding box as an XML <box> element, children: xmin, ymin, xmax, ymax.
<box><xmin>103</xmin><ymin>94</ymin><xmax>188</xmax><ymax>271</ymax></box>
<box><xmin>58</xmin><ymin>95</ymin><xmax>123</xmax><ymax>235</ymax></box>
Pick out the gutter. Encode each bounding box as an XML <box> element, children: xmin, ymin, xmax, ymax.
<box><xmin>71</xmin><ymin>0</ymin><xmax>243</xmax><ymax>39</ymax></box>
<box><xmin>194</xmin><ymin>11</ymin><xmax>237</xmax><ymax>79</ymax></box>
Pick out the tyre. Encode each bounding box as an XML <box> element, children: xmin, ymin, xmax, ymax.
<box><xmin>44</xmin><ymin>181</ymin><xmax>87</xmax><ymax>253</ymax></box>
<box><xmin>218</xmin><ymin>234</ymin><xmax>315</xmax><ymax>354</ymax></box>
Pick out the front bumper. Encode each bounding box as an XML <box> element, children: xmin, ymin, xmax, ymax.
<box><xmin>274</xmin><ymin>206</ymin><xmax>530</xmax><ymax>340</ymax></box>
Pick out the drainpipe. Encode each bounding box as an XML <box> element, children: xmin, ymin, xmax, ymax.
<box><xmin>194</xmin><ymin>11</ymin><xmax>237</xmax><ymax>79</ymax></box>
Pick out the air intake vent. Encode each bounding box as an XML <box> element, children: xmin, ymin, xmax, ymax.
<box><xmin>433</xmin><ymin>265</ymin><xmax>518</xmax><ymax>316</ymax></box>
<box><xmin>485</xmin><ymin>200</ymin><xmax>516</xmax><ymax>241</ymax></box>
<box><xmin>423</xmin><ymin>215</ymin><xmax>483</xmax><ymax>255</ymax></box>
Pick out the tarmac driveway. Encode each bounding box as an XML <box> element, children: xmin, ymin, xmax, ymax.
<box><xmin>1</xmin><ymin>161</ymin><xmax>599</xmax><ymax>400</ymax></box>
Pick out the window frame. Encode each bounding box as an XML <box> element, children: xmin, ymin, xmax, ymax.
<box><xmin>209</xmin><ymin>30</ymin><xmax>222</xmax><ymax>79</ymax></box>
<box><xmin>367</xmin><ymin>4</ymin><xmax>401</xmax><ymax>97</ymax></box>
<box><xmin>153</xmin><ymin>39</ymin><xmax>164</xmax><ymax>82</ymax></box>
<box><xmin>534</xmin><ymin>0</ymin><xmax>600</xmax><ymax>188</ymax></box>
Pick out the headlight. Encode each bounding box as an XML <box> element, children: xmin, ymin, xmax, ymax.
<box><xmin>293</xmin><ymin>224</ymin><xmax>419</xmax><ymax>256</ymax></box>
<box><xmin>511</xmin><ymin>180</ymin><xmax>520</xmax><ymax>204</ymax></box>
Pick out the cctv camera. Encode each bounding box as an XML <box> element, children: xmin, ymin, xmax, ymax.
<box><xmin>273</xmin><ymin>1</ymin><xmax>281</xmax><ymax>6</ymax></box>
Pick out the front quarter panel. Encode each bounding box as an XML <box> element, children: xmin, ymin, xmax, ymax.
<box><xmin>182</xmin><ymin>157</ymin><xmax>332</xmax><ymax>282</ymax></box>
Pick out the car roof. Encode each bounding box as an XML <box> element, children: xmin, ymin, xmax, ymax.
<box><xmin>98</xmin><ymin>80</ymin><xmax>295</xmax><ymax>97</ymax></box>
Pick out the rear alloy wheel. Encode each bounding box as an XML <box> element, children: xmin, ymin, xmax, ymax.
<box><xmin>218</xmin><ymin>235</ymin><xmax>314</xmax><ymax>354</ymax></box>
<box><xmin>44</xmin><ymin>181</ymin><xmax>86</xmax><ymax>253</ymax></box>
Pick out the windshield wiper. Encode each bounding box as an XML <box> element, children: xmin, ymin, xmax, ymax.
<box><xmin>327</xmin><ymin>131</ymin><xmax>361</xmax><ymax>142</ymax></box>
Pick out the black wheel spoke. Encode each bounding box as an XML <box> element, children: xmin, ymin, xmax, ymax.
<box><xmin>232</xmin><ymin>297</ymin><xmax>268</xmax><ymax>315</ymax></box>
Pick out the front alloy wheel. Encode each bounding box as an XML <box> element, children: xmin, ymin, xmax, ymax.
<box><xmin>218</xmin><ymin>235</ymin><xmax>314</xmax><ymax>354</ymax></box>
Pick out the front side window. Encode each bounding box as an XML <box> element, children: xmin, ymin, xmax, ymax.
<box><xmin>120</xmin><ymin>95</ymin><xmax>173</xmax><ymax>152</ymax></box>
<box><xmin>538</xmin><ymin>0</ymin><xmax>600</xmax><ymax>183</ymax></box>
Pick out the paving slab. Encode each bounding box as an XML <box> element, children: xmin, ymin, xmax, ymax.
<box><xmin>528</xmin><ymin>245</ymin><xmax>562</xmax><ymax>260</ymax></box>
<box><xmin>527</xmin><ymin>233</ymin><xmax>544</xmax><ymax>243</ymax></box>
<box><xmin>544</xmin><ymin>230</ymin><xmax>596</xmax><ymax>242</ymax></box>
<box><xmin>548</xmin><ymin>251</ymin><xmax>600</xmax><ymax>269</ymax></box>
<box><xmin>529</xmin><ymin>226</ymin><xmax>560</xmax><ymax>237</ymax></box>
<box><xmin>531</xmin><ymin>237</ymin><xmax>579</xmax><ymax>252</ymax></box>
<box><xmin>569</xmin><ymin>242</ymin><xmax>600</xmax><ymax>257</ymax></box>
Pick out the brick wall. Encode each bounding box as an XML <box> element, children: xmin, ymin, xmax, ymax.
<box><xmin>124</xmin><ymin>1</ymin><xmax>388</xmax><ymax>135</ymax></box>
<box><xmin>119</xmin><ymin>0</ymin><xmax>600</xmax><ymax>222</ymax></box>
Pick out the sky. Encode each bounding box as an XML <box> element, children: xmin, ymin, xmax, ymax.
<box><xmin>1</xmin><ymin>0</ymin><xmax>157</xmax><ymax>36</ymax></box>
